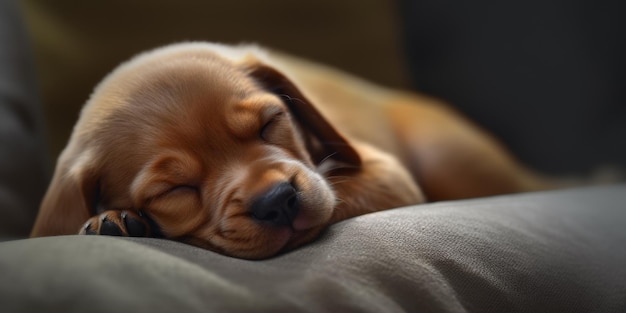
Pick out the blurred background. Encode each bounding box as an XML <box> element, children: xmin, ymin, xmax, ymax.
<box><xmin>20</xmin><ymin>0</ymin><xmax>626</xmax><ymax>176</ymax></box>
<box><xmin>21</xmin><ymin>0</ymin><xmax>410</xmax><ymax>163</ymax></box>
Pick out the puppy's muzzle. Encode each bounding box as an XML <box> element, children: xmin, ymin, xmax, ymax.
<box><xmin>250</xmin><ymin>182</ymin><xmax>299</xmax><ymax>227</ymax></box>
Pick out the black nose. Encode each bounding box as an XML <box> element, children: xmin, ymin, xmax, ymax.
<box><xmin>250</xmin><ymin>182</ymin><xmax>299</xmax><ymax>226</ymax></box>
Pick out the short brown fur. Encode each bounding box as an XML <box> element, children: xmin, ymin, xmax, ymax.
<box><xmin>31</xmin><ymin>43</ymin><xmax>551</xmax><ymax>259</ymax></box>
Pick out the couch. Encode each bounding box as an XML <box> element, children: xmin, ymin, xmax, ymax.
<box><xmin>2</xmin><ymin>1</ymin><xmax>625</xmax><ymax>312</ymax></box>
<box><xmin>3</xmin><ymin>186</ymin><xmax>626</xmax><ymax>312</ymax></box>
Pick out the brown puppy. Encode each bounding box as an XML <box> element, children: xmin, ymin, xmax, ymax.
<box><xmin>31</xmin><ymin>42</ymin><xmax>550</xmax><ymax>259</ymax></box>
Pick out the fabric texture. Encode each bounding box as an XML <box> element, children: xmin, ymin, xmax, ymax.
<box><xmin>2</xmin><ymin>185</ymin><xmax>625</xmax><ymax>313</ymax></box>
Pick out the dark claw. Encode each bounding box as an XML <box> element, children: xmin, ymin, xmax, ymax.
<box><xmin>122</xmin><ymin>211</ymin><xmax>147</xmax><ymax>237</ymax></box>
<box><xmin>84</xmin><ymin>222</ymin><xmax>97</xmax><ymax>235</ymax></box>
<box><xmin>99</xmin><ymin>218</ymin><xmax>124</xmax><ymax>236</ymax></box>
<box><xmin>139</xmin><ymin>210</ymin><xmax>164</xmax><ymax>238</ymax></box>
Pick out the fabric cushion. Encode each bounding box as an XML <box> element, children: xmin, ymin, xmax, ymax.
<box><xmin>2</xmin><ymin>185</ymin><xmax>625</xmax><ymax>312</ymax></box>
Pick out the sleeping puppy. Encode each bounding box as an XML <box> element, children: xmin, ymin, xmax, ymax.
<box><xmin>31</xmin><ymin>42</ymin><xmax>551</xmax><ymax>259</ymax></box>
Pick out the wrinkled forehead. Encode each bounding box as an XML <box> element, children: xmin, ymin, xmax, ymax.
<box><xmin>126</xmin><ymin>56</ymin><xmax>260</xmax><ymax>118</ymax></box>
<box><xmin>84</xmin><ymin>51</ymin><xmax>271</xmax><ymax>155</ymax></box>
<box><xmin>122</xmin><ymin>55</ymin><xmax>265</xmax><ymax>124</ymax></box>
<box><xmin>100</xmin><ymin>50</ymin><xmax>282</xmax><ymax>149</ymax></box>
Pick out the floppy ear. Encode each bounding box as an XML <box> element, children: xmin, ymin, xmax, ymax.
<box><xmin>30</xmin><ymin>152</ymin><xmax>99</xmax><ymax>237</ymax></box>
<box><xmin>247</xmin><ymin>63</ymin><xmax>361</xmax><ymax>166</ymax></box>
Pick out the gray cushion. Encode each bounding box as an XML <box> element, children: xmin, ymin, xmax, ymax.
<box><xmin>2</xmin><ymin>185</ymin><xmax>625</xmax><ymax>312</ymax></box>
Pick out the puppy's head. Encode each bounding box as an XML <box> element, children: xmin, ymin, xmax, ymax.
<box><xmin>32</xmin><ymin>43</ymin><xmax>361</xmax><ymax>259</ymax></box>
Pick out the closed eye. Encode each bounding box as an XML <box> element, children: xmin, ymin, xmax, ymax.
<box><xmin>260</xmin><ymin>111</ymin><xmax>285</xmax><ymax>141</ymax></box>
<box><xmin>163</xmin><ymin>185</ymin><xmax>198</xmax><ymax>197</ymax></box>
<box><xmin>142</xmin><ymin>184</ymin><xmax>198</xmax><ymax>205</ymax></box>
<box><xmin>150</xmin><ymin>185</ymin><xmax>198</xmax><ymax>199</ymax></box>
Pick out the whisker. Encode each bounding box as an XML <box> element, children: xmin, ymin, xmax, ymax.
<box><xmin>320</xmin><ymin>164</ymin><xmax>362</xmax><ymax>176</ymax></box>
<box><xmin>327</xmin><ymin>177</ymin><xmax>356</xmax><ymax>187</ymax></box>
<box><xmin>280</xmin><ymin>94</ymin><xmax>306</xmax><ymax>105</ymax></box>
<box><xmin>317</xmin><ymin>158</ymin><xmax>362</xmax><ymax>175</ymax></box>
<box><xmin>333</xmin><ymin>164</ymin><xmax>361</xmax><ymax>170</ymax></box>
<box><xmin>329</xmin><ymin>180</ymin><xmax>353</xmax><ymax>187</ymax></box>
<box><xmin>327</xmin><ymin>175</ymin><xmax>354</xmax><ymax>181</ymax></box>
<box><xmin>318</xmin><ymin>141</ymin><xmax>351</xmax><ymax>147</ymax></box>
<box><xmin>334</xmin><ymin>198</ymin><xmax>346</xmax><ymax>206</ymax></box>
<box><xmin>318</xmin><ymin>151</ymin><xmax>339</xmax><ymax>166</ymax></box>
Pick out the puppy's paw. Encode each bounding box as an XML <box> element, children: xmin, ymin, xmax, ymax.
<box><xmin>79</xmin><ymin>210</ymin><xmax>154</xmax><ymax>237</ymax></box>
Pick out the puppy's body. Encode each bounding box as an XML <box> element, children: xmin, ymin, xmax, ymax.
<box><xmin>31</xmin><ymin>42</ymin><xmax>550</xmax><ymax>259</ymax></box>
<box><xmin>271</xmin><ymin>53</ymin><xmax>549</xmax><ymax>200</ymax></box>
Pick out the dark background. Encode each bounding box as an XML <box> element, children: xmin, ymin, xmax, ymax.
<box><xmin>400</xmin><ymin>0</ymin><xmax>626</xmax><ymax>175</ymax></box>
<box><xmin>21</xmin><ymin>0</ymin><xmax>626</xmax><ymax>176</ymax></box>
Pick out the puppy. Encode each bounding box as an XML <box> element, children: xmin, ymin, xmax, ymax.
<box><xmin>31</xmin><ymin>42</ymin><xmax>551</xmax><ymax>259</ymax></box>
